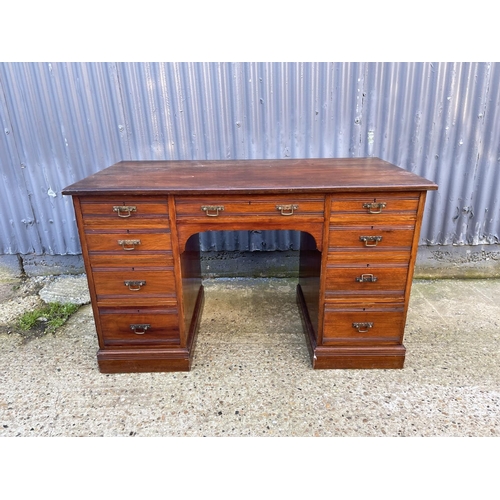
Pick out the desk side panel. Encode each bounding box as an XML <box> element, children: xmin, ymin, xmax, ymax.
<box><xmin>298</xmin><ymin>231</ymin><xmax>321</xmax><ymax>340</ymax></box>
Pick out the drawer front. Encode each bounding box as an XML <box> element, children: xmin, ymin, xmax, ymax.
<box><xmin>328</xmin><ymin>250</ymin><xmax>411</xmax><ymax>264</ymax></box>
<box><xmin>99</xmin><ymin>307</ymin><xmax>180</xmax><ymax>346</ymax></box>
<box><xmin>324</xmin><ymin>265</ymin><xmax>408</xmax><ymax>302</ymax></box>
<box><xmin>330</xmin><ymin>192</ymin><xmax>419</xmax><ymax>225</ymax></box>
<box><xmin>175</xmin><ymin>195</ymin><xmax>325</xmax><ymax>221</ymax></box>
<box><xmin>88</xmin><ymin>253</ymin><xmax>174</xmax><ymax>269</ymax></box>
<box><xmin>329</xmin><ymin>226</ymin><xmax>415</xmax><ymax>250</ymax></box>
<box><xmin>322</xmin><ymin>306</ymin><xmax>405</xmax><ymax>345</ymax></box>
<box><xmin>93</xmin><ymin>269</ymin><xmax>176</xmax><ymax>301</ymax></box>
<box><xmin>325</xmin><ymin>265</ymin><xmax>408</xmax><ymax>293</ymax></box>
<box><xmin>81</xmin><ymin>196</ymin><xmax>169</xmax><ymax>229</ymax></box>
<box><xmin>82</xmin><ymin>218</ymin><xmax>168</xmax><ymax>230</ymax></box>
<box><xmin>85</xmin><ymin>231</ymin><xmax>172</xmax><ymax>252</ymax></box>
<box><xmin>80</xmin><ymin>196</ymin><xmax>169</xmax><ymax>217</ymax></box>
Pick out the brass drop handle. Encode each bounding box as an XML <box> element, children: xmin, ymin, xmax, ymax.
<box><xmin>355</xmin><ymin>274</ymin><xmax>378</xmax><ymax>283</ymax></box>
<box><xmin>362</xmin><ymin>202</ymin><xmax>386</xmax><ymax>214</ymax></box>
<box><xmin>117</xmin><ymin>239</ymin><xmax>141</xmax><ymax>251</ymax></box>
<box><xmin>130</xmin><ymin>324</ymin><xmax>151</xmax><ymax>335</ymax></box>
<box><xmin>352</xmin><ymin>322</ymin><xmax>374</xmax><ymax>333</ymax></box>
<box><xmin>124</xmin><ymin>280</ymin><xmax>146</xmax><ymax>291</ymax></box>
<box><xmin>276</xmin><ymin>204</ymin><xmax>299</xmax><ymax>216</ymax></box>
<box><xmin>201</xmin><ymin>205</ymin><xmax>224</xmax><ymax>217</ymax></box>
<box><xmin>113</xmin><ymin>205</ymin><xmax>137</xmax><ymax>218</ymax></box>
<box><xmin>359</xmin><ymin>236</ymin><xmax>382</xmax><ymax>247</ymax></box>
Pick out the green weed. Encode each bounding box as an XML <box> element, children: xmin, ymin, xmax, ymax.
<box><xmin>17</xmin><ymin>302</ymin><xmax>80</xmax><ymax>334</ymax></box>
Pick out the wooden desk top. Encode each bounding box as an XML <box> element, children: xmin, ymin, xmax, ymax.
<box><xmin>62</xmin><ymin>157</ymin><xmax>438</xmax><ymax>196</ymax></box>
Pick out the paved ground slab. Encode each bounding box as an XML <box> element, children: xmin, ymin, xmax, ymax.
<box><xmin>38</xmin><ymin>275</ymin><xmax>90</xmax><ymax>305</ymax></box>
<box><xmin>0</xmin><ymin>277</ymin><xmax>499</xmax><ymax>439</ymax></box>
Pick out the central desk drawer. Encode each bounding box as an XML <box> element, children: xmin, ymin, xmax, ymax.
<box><xmin>175</xmin><ymin>195</ymin><xmax>325</xmax><ymax>221</ymax></box>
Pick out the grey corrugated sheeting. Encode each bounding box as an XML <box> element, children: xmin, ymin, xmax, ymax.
<box><xmin>0</xmin><ymin>62</ymin><xmax>499</xmax><ymax>255</ymax></box>
<box><xmin>358</xmin><ymin>62</ymin><xmax>499</xmax><ymax>245</ymax></box>
<box><xmin>0</xmin><ymin>63</ymin><xmax>128</xmax><ymax>254</ymax></box>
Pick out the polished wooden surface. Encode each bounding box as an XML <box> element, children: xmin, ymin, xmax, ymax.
<box><xmin>63</xmin><ymin>158</ymin><xmax>437</xmax><ymax>372</ymax></box>
<box><xmin>63</xmin><ymin>157</ymin><xmax>437</xmax><ymax>195</ymax></box>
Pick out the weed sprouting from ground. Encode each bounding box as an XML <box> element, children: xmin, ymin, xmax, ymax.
<box><xmin>17</xmin><ymin>303</ymin><xmax>80</xmax><ymax>334</ymax></box>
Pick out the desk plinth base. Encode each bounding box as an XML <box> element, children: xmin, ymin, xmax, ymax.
<box><xmin>97</xmin><ymin>349</ymin><xmax>192</xmax><ymax>373</ymax></box>
<box><xmin>311</xmin><ymin>346</ymin><xmax>406</xmax><ymax>369</ymax></box>
<box><xmin>296</xmin><ymin>285</ymin><xmax>405</xmax><ymax>369</ymax></box>
<box><xmin>96</xmin><ymin>286</ymin><xmax>205</xmax><ymax>373</ymax></box>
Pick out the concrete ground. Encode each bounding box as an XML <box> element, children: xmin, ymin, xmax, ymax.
<box><xmin>0</xmin><ymin>269</ymin><xmax>499</xmax><ymax>438</ymax></box>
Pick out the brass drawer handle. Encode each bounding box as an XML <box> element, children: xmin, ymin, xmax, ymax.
<box><xmin>117</xmin><ymin>239</ymin><xmax>141</xmax><ymax>251</ymax></box>
<box><xmin>355</xmin><ymin>274</ymin><xmax>378</xmax><ymax>283</ymax></box>
<box><xmin>362</xmin><ymin>202</ymin><xmax>386</xmax><ymax>214</ymax></box>
<box><xmin>359</xmin><ymin>235</ymin><xmax>383</xmax><ymax>247</ymax></box>
<box><xmin>113</xmin><ymin>205</ymin><xmax>137</xmax><ymax>217</ymax></box>
<box><xmin>124</xmin><ymin>280</ymin><xmax>146</xmax><ymax>291</ymax></box>
<box><xmin>276</xmin><ymin>204</ymin><xmax>299</xmax><ymax>216</ymax></box>
<box><xmin>130</xmin><ymin>324</ymin><xmax>151</xmax><ymax>335</ymax></box>
<box><xmin>201</xmin><ymin>205</ymin><xmax>224</xmax><ymax>217</ymax></box>
<box><xmin>352</xmin><ymin>322</ymin><xmax>374</xmax><ymax>333</ymax></box>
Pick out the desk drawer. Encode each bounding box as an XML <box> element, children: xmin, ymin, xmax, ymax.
<box><xmin>93</xmin><ymin>269</ymin><xmax>176</xmax><ymax>301</ymax></box>
<box><xmin>324</xmin><ymin>265</ymin><xmax>408</xmax><ymax>300</ymax></box>
<box><xmin>175</xmin><ymin>195</ymin><xmax>324</xmax><ymax>221</ymax></box>
<box><xmin>327</xmin><ymin>250</ymin><xmax>411</xmax><ymax>264</ymax></box>
<box><xmin>80</xmin><ymin>196</ymin><xmax>169</xmax><ymax>217</ymax></box>
<box><xmin>329</xmin><ymin>226</ymin><xmax>414</xmax><ymax>250</ymax></box>
<box><xmin>99</xmin><ymin>307</ymin><xmax>180</xmax><ymax>346</ymax></box>
<box><xmin>330</xmin><ymin>192</ymin><xmax>419</xmax><ymax>225</ymax></box>
<box><xmin>322</xmin><ymin>305</ymin><xmax>405</xmax><ymax>345</ymax></box>
<box><xmin>88</xmin><ymin>253</ymin><xmax>174</xmax><ymax>269</ymax></box>
<box><xmin>85</xmin><ymin>231</ymin><xmax>172</xmax><ymax>252</ymax></box>
<box><xmin>80</xmin><ymin>196</ymin><xmax>169</xmax><ymax>229</ymax></box>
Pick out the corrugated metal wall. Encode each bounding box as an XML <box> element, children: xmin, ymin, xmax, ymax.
<box><xmin>0</xmin><ymin>62</ymin><xmax>499</xmax><ymax>255</ymax></box>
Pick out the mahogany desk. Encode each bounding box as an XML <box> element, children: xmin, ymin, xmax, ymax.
<box><xmin>63</xmin><ymin>158</ymin><xmax>437</xmax><ymax>372</ymax></box>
